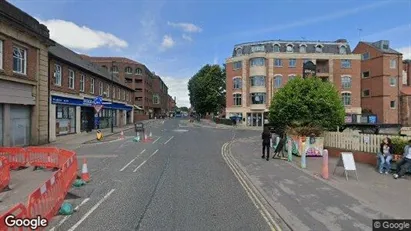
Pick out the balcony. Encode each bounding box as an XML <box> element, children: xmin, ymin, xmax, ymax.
<box><xmin>315</xmin><ymin>59</ymin><xmax>329</xmax><ymax>77</ymax></box>
<box><xmin>250</xmin><ymin>104</ymin><xmax>267</xmax><ymax>110</ymax></box>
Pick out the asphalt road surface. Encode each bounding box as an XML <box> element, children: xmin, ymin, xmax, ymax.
<box><xmin>48</xmin><ymin>118</ymin><xmax>270</xmax><ymax>231</ymax></box>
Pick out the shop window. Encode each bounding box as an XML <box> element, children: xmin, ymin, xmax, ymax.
<box><xmin>56</xmin><ymin>105</ymin><xmax>76</xmax><ymax>135</ymax></box>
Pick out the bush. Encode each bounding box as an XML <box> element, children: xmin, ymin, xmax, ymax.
<box><xmin>391</xmin><ymin>137</ymin><xmax>409</xmax><ymax>155</ymax></box>
<box><xmin>215</xmin><ymin>118</ymin><xmax>233</xmax><ymax>125</ymax></box>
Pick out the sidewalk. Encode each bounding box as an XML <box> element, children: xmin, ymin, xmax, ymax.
<box><xmin>42</xmin><ymin>119</ymin><xmax>155</xmax><ymax>150</ymax></box>
<box><xmin>229</xmin><ymin>136</ymin><xmax>410</xmax><ymax>231</ymax></box>
<box><xmin>199</xmin><ymin>119</ymin><xmax>262</xmax><ymax>131</ymax></box>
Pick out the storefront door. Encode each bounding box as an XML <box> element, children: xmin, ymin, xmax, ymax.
<box><xmin>10</xmin><ymin>105</ymin><xmax>31</xmax><ymax>146</ymax></box>
<box><xmin>246</xmin><ymin>112</ymin><xmax>263</xmax><ymax>127</ymax></box>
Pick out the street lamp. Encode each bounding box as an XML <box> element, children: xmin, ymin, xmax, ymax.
<box><xmin>111</xmin><ymin>61</ymin><xmax>115</xmax><ymax>133</ymax></box>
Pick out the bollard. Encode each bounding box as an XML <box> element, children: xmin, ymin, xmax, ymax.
<box><xmin>96</xmin><ymin>130</ymin><xmax>103</xmax><ymax>141</ymax></box>
<box><xmin>301</xmin><ymin>141</ymin><xmax>306</xmax><ymax>169</ymax></box>
<box><xmin>322</xmin><ymin>149</ymin><xmax>329</xmax><ymax>179</ymax></box>
<box><xmin>287</xmin><ymin>138</ymin><xmax>292</xmax><ymax>162</ymax></box>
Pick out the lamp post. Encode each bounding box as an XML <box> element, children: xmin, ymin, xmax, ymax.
<box><xmin>111</xmin><ymin>61</ymin><xmax>115</xmax><ymax>133</ymax></box>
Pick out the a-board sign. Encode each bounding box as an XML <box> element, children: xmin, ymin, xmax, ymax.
<box><xmin>134</xmin><ymin>123</ymin><xmax>145</xmax><ymax>132</ymax></box>
<box><xmin>341</xmin><ymin>152</ymin><xmax>356</xmax><ymax>171</ymax></box>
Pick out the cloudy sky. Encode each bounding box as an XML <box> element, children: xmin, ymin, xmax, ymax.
<box><xmin>9</xmin><ymin>0</ymin><xmax>411</xmax><ymax>107</ymax></box>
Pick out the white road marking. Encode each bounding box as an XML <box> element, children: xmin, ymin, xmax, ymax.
<box><xmin>152</xmin><ymin>136</ymin><xmax>161</xmax><ymax>144</ymax></box>
<box><xmin>67</xmin><ymin>189</ymin><xmax>116</xmax><ymax>231</ymax></box>
<box><xmin>133</xmin><ymin>149</ymin><xmax>159</xmax><ymax>172</ymax></box>
<box><xmin>49</xmin><ymin>198</ymin><xmax>90</xmax><ymax>231</ymax></box>
<box><xmin>164</xmin><ymin>136</ymin><xmax>174</xmax><ymax>145</ymax></box>
<box><xmin>119</xmin><ymin>149</ymin><xmax>146</xmax><ymax>172</ymax></box>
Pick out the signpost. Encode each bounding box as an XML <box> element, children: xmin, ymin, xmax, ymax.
<box><xmin>94</xmin><ymin>96</ymin><xmax>103</xmax><ymax>128</ymax></box>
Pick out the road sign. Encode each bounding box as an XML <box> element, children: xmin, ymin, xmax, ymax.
<box><xmin>94</xmin><ymin>105</ymin><xmax>103</xmax><ymax>113</ymax></box>
<box><xmin>94</xmin><ymin>96</ymin><xmax>103</xmax><ymax>105</ymax></box>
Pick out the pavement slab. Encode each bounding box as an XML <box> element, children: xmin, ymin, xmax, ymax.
<box><xmin>230</xmin><ymin>137</ymin><xmax>393</xmax><ymax>231</ymax></box>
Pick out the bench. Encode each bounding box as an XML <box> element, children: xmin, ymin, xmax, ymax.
<box><xmin>376</xmin><ymin>154</ymin><xmax>411</xmax><ymax>173</ymax></box>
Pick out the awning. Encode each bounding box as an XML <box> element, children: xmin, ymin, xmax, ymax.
<box><xmin>133</xmin><ymin>105</ymin><xmax>143</xmax><ymax>110</ymax></box>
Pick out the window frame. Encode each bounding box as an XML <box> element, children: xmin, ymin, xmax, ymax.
<box><xmin>273</xmin><ymin>75</ymin><xmax>282</xmax><ymax>88</ymax></box>
<box><xmin>111</xmin><ymin>66</ymin><xmax>119</xmax><ymax>73</ymax></box>
<box><xmin>125</xmin><ymin>67</ymin><xmax>133</xmax><ymax>74</ymax></box>
<box><xmin>286</xmin><ymin>44</ymin><xmax>294</xmax><ymax>53</ymax></box>
<box><xmin>233</xmin><ymin>61</ymin><xmax>242</xmax><ymax>70</ymax></box>
<box><xmin>90</xmin><ymin>78</ymin><xmax>95</xmax><ymax>94</ymax></box>
<box><xmin>390</xmin><ymin>100</ymin><xmax>396</xmax><ymax>109</ymax></box>
<box><xmin>0</xmin><ymin>40</ymin><xmax>3</xmax><ymax>70</ymax></box>
<box><xmin>361</xmin><ymin>52</ymin><xmax>370</xmax><ymax>60</ymax></box>
<box><xmin>250</xmin><ymin>76</ymin><xmax>266</xmax><ymax>87</ymax></box>
<box><xmin>54</xmin><ymin>64</ymin><xmax>62</xmax><ymax>86</ymax></box>
<box><xmin>106</xmin><ymin>85</ymin><xmax>110</xmax><ymax>97</ymax></box>
<box><xmin>274</xmin><ymin>59</ymin><xmax>282</xmax><ymax>67</ymax></box>
<box><xmin>99</xmin><ymin>82</ymin><xmax>104</xmax><ymax>96</ymax></box>
<box><xmin>250</xmin><ymin>57</ymin><xmax>265</xmax><ymax>67</ymax></box>
<box><xmin>315</xmin><ymin>45</ymin><xmax>323</xmax><ymax>53</ymax></box>
<box><xmin>289</xmin><ymin>59</ymin><xmax>296</xmax><ymax>68</ymax></box>
<box><xmin>12</xmin><ymin>46</ymin><xmax>27</xmax><ymax>75</ymax></box>
<box><xmin>390</xmin><ymin>59</ymin><xmax>397</xmax><ymax>69</ymax></box>
<box><xmin>273</xmin><ymin>44</ymin><xmax>280</xmax><ymax>52</ymax></box>
<box><xmin>389</xmin><ymin>77</ymin><xmax>397</xmax><ymax>87</ymax></box>
<box><xmin>341</xmin><ymin>92</ymin><xmax>351</xmax><ymax>106</ymax></box>
<box><xmin>135</xmin><ymin>68</ymin><xmax>142</xmax><ymax>75</ymax></box>
<box><xmin>233</xmin><ymin>93</ymin><xmax>242</xmax><ymax>106</ymax></box>
<box><xmin>80</xmin><ymin>74</ymin><xmax>85</xmax><ymax>92</ymax></box>
<box><xmin>362</xmin><ymin>71</ymin><xmax>370</xmax><ymax>78</ymax></box>
<box><xmin>341</xmin><ymin>75</ymin><xmax>352</xmax><ymax>89</ymax></box>
<box><xmin>362</xmin><ymin>89</ymin><xmax>370</xmax><ymax>97</ymax></box>
<box><xmin>299</xmin><ymin>45</ymin><xmax>306</xmax><ymax>53</ymax></box>
<box><xmin>233</xmin><ymin>77</ymin><xmax>242</xmax><ymax>89</ymax></box>
<box><xmin>341</xmin><ymin>59</ymin><xmax>352</xmax><ymax>69</ymax></box>
<box><xmin>68</xmin><ymin>69</ymin><xmax>75</xmax><ymax>89</ymax></box>
<box><xmin>339</xmin><ymin>46</ymin><xmax>347</xmax><ymax>54</ymax></box>
<box><xmin>250</xmin><ymin>92</ymin><xmax>266</xmax><ymax>105</ymax></box>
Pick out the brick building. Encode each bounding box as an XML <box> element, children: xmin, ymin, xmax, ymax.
<box><xmin>152</xmin><ymin>74</ymin><xmax>169</xmax><ymax>117</ymax></box>
<box><xmin>167</xmin><ymin>95</ymin><xmax>176</xmax><ymax>112</ymax></box>
<box><xmin>353</xmin><ymin>40</ymin><xmax>403</xmax><ymax>124</ymax></box>
<box><xmin>0</xmin><ymin>1</ymin><xmax>54</xmax><ymax>146</ymax></box>
<box><xmin>225</xmin><ymin>39</ymin><xmax>361</xmax><ymax>127</ymax></box>
<box><xmin>48</xmin><ymin>44</ymin><xmax>134</xmax><ymax>141</ymax></box>
<box><xmin>399</xmin><ymin>60</ymin><xmax>411</xmax><ymax>125</ymax></box>
<box><xmin>80</xmin><ymin>56</ymin><xmax>155</xmax><ymax>120</ymax></box>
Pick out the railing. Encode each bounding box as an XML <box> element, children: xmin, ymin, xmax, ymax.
<box><xmin>0</xmin><ymin>147</ymin><xmax>78</xmax><ymax>231</ymax></box>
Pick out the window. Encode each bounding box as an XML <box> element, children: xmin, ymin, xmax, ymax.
<box><xmin>389</xmin><ymin>77</ymin><xmax>397</xmax><ymax>86</ymax></box>
<box><xmin>286</xmin><ymin>44</ymin><xmax>294</xmax><ymax>52</ymax></box>
<box><xmin>99</xmin><ymin>82</ymin><xmax>103</xmax><ymax>96</ymax></box>
<box><xmin>13</xmin><ymin>46</ymin><xmax>27</xmax><ymax>74</ymax></box>
<box><xmin>251</xmin><ymin>45</ymin><xmax>265</xmax><ymax>53</ymax></box>
<box><xmin>250</xmin><ymin>76</ymin><xmax>265</xmax><ymax>87</ymax></box>
<box><xmin>153</xmin><ymin>95</ymin><xmax>159</xmax><ymax>104</ymax></box>
<box><xmin>106</xmin><ymin>85</ymin><xmax>110</xmax><ymax>97</ymax></box>
<box><xmin>390</xmin><ymin>59</ymin><xmax>397</xmax><ymax>69</ymax></box>
<box><xmin>250</xmin><ymin>58</ymin><xmax>265</xmax><ymax>66</ymax></box>
<box><xmin>123</xmin><ymin>90</ymin><xmax>126</xmax><ymax>100</ymax></box>
<box><xmin>80</xmin><ymin>75</ymin><xmax>85</xmax><ymax>92</ymax></box>
<box><xmin>235</xmin><ymin>48</ymin><xmax>242</xmax><ymax>56</ymax></box>
<box><xmin>339</xmin><ymin>46</ymin><xmax>347</xmax><ymax>54</ymax></box>
<box><xmin>289</xmin><ymin>59</ymin><xmax>296</xmax><ymax>67</ymax></box>
<box><xmin>390</xmin><ymin>100</ymin><xmax>396</xmax><ymax>109</ymax></box>
<box><xmin>233</xmin><ymin>78</ymin><xmax>242</xmax><ymax>89</ymax></box>
<box><xmin>111</xmin><ymin>66</ymin><xmax>119</xmax><ymax>73</ymax></box>
<box><xmin>341</xmin><ymin>92</ymin><xmax>351</xmax><ymax>106</ymax></box>
<box><xmin>135</xmin><ymin>68</ymin><xmax>142</xmax><ymax>75</ymax></box>
<box><xmin>299</xmin><ymin>45</ymin><xmax>306</xmax><ymax>53</ymax></box>
<box><xmin>361</xmin><ymin>52</ymin><xmax>370</xmax><ymax>60</ymax></box>
<box><xmin>315</xmin><ymin>45</ymin><xmax>323</xmax><ymax>53</ymax></box>
<box><xmin>251</xmin><ymin>93</ymin><xmax>266</xmax><ymax>104</ymax></box>
<box><xmin>0</xmin><ymin>40</ymin><xmax>3</xmax><ymax>69</ymax></box>
<box><xmin>90</xmin><ymin>78</ymin><xmax>95</xmax><ymax>93</ymax></box>
<box><xmin>341</xmin><ymin>76</ymin><xmax>351</xmax><ymax>89</ymax></box>
<box><xmin>68</xmin><ymin>70</ymin><xmax>75</xmax><ymax>89</ymax></box>
<box><xmin>274</xmin><ymin>75</ymin><xmax>282</xmax><ymax>88</ymax></box>
<box><xmin>233</xmin><ymin>61</ymin><xmax>242</xmax><ymax>70</ymax></box>
<box><xmin>113</xmin><ymin>87</ymin><xmax>116</xmax><ymax>97</ymax></box>
<box><xmin>233</xmin><ymin>94</ymin><xmax>242</xmax><ymax>106</ymax></box>
<box><xmin>362</xmin><ymin>71</ymin><xmax>370</xmax><ymax>78</ymax></box>
<box><xmin>288</xmin><ymin>75</ymin><xmax>296</xmax><ymax>81</ymax></box>
<box><xmin>117</xmin><ymin>88</ymin><xmax>121</xmax><ymax>99</ymax></box>
<box><xmin>341</xmin><ymin>59</ymin><xmax>351</xmax><ymax>68</ymax></box>
<box><xmin>362</xmin><ymin>89</ymin><xmax>370</xmax><ymax>97</ymax></box>
<box><xmin>54</xmin><ymin>64</ymin><xmax>62</xmax><ymax>86</ymax></box>
<box><xmin>273</xmin><ymin>44</ymin><xmax>280</xmax><ymax>52</ymax></box>
<box><xmin>125</xmin><ymin>67</ymin><xmax>133</xmax><ymax>74</ymax></box>
<box><xmin>274</xmin><ymin>59</ymin><xmax>282</xmax><ymax>67</ymax></box>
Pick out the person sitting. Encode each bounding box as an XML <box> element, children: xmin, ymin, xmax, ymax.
<box><xmin>378</xmin><ymin>137</ymin><xmax>394</xmax><ymax>174</ymax></box>
<box><xmin>393</xmin><ymin>140</ymin><xmax>411</xmax><ymax>179</ymax></box>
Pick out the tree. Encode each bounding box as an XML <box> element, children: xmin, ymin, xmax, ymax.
<box><xmin>268</xmin><ymin>77</ymin><xmax>345</xmax><ymax>136</ymax></box>
<box><xmin>179</xmin><ymin>107</ymin><xmax>189</xmax><ymax>112</ymax></box>
<box><xmin>188</xmin><ymin>64</ymin><xmax>226</xmax><ymax>115</ymax></box>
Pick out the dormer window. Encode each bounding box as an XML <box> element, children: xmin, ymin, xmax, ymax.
<box><xmin>339</xmin><ymin>45</ymin><xmax>347</xmax><ymax>54</ymax></box>
<box><xmin>236</xmin><ymin>48</ymin><xmax>242</xmax><ymax>56</ymax></box>
<box><xmin>315</xmin><ymin>44</ymin><xmax>323</xmax><ymax>53</ymax></box>
<box><xmin>251</xmin><ymin>45</ymin><xmax>265</xmax><ymax>53</ymax></box>
<box><xmin>299</xmin><ymin>44</ymin><xmax>307</xmax><ymax>53</ymax></box>
<box><xmin>273</xmin><ymin>44</ymin><xmax>280</xmax><ymax>52</ymax></box>
<box><xmin>286</xmin><ymin>44</ymin><xmax>294</xmax><ymax>52</ymax></box>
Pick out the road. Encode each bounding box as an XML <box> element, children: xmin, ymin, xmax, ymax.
<box><xmin>48</xmin><ymin>118</ymin><xmax>272</xmax><ymax>231</ymax></box>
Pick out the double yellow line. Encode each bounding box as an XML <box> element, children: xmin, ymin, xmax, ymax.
<box><xmin>221</xmin><ymin>141</ymin><xmax>282</xmax><ymax>231</ymax></box>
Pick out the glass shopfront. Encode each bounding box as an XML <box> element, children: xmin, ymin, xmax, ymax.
<box><xmin>56</xmin><ymin>105</ymin><xmax>76</xmax><ymax>135</ymax></box>
<box><xmin>246</xmin><ymin>112</ymin><xmax>264</xmax><ymax>127</ymax></box>
<box><xmin>96</xmin><ymin>109</ymin><xmax>117</xmax><ymax>129</ymax></box>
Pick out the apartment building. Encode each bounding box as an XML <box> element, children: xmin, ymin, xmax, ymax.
<box><xmin>353</xmin><ymin>40</ymin><xmax>403</xmax><ymax>124</ymax></box>
<box><xmin>152</xmin><ymin>74</ymin><xmax>169</xmax><ymax>117</ymax></box>
<box><xmin>404</xmin><ymin>59</ymin><xmax>411</xmax><ymax>85</ymax></box>
<box><xmin>48</xmin><ymin>44</ymin><xmax>134</xmax><ymax>141</ymax></box>
<box><xmin>0</xmin><ymin>1</ymin><xmax>54</xmax><ymax>146</ymax></box>
<box><xmin>81</xmin><ymin>56</ymin><xmax>154</xmax><ymax>120</ymax></box>
<box><xmin>225</xmin><ymin>39</ymin><xmax>362</xmax><ymax>127</ymax></box>
<box><xmin>167</xmin><ymin>95</ymin><xmax>176</xmax><ymax>113</ymax></box>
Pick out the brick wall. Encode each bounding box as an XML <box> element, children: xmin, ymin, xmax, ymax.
<box><xmin>325</xmin><ymin>147</ymin><xmax>377</xmax><ymax>166</ymax></box>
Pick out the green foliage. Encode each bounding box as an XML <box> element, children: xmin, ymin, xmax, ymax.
<box><xmin>391</xmin><ymin>137</ymin><xmax>408</xmax><ymax>155</ymax></box>
<box><xmin>179</xmin><ymin>107</ymin><xmax>189</xmax><ymax>112</ymax></box>
<box><xmin>269</xmin><ymin>77</ymin><xmax>345</xmax><ymax>135</ymax></box>
<box><xmin>188</xmin><ymin>64</ymin><xmax>226</xmax><ymax>115</ymax></box>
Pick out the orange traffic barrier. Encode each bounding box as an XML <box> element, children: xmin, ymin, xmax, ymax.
<box><xmin>59</xmin><ymin>149</ymin><xmax>78</xmax><ymax>193</ymax></box>
<box><xmin>0</xmin><ymin>157</ymin><xmax>11</xmax><ymax>192</ymax></box>
<box><xmin>0</xmin><ymin>147</ymin><xmax>27</xmax><ymax>169</ymax></box>
<box><xmin>0</xmin><ymin>203</ymin><xmax>27</xmax><ymax>230</ymax></box>
<box><xmin>81</xmin><ymin>158</ymin><xmax>90</xmax><ymax>182</ymax></box>
<box><xmin>26</xmin><ymin>147</ymin><xmax>60</xmax><ymax>169</ymax></box>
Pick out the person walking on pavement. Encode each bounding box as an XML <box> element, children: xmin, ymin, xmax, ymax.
<box><xmin>393</xmin><ymin>139</ymin><xmax>411</xmax><ymax>179</ymax></box>
<box><xmin>261</xmin><ymin>127</ymin><xmax>272</xmax><ymax>161</ymax></box>
<box><xmin>378</xmin><ymin>137</ymin><xmax>394</xmax><ymax>174</ymax></box>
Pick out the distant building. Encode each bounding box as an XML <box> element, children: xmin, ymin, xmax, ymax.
<box><xmin>225</xmin><ymin>39</ymin><xmax>361</xmax><ymax>127</ymax></box>
<box><xmin>152</xmin><ymin>74</ymin><xmax>169</xmax><ymax>117</ymax></box>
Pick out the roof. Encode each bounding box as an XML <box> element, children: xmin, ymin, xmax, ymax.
<box><xmin>401</xmin><ymin>86</ymin><xmax>411</xmax><ymax>95</ymax></box>
<box><xmin>362</xmin><ymin>41</ymin><xmax>402</xmax><ymax>55</ymax></box>
<box><xmin>80</xmin><ymin>55</ymin><xmax>143</xmax><ymax>65</ymax></box>
<box><xmin>49</xmin><ymin>43</ymin><xmax>133</xmax><ymax>90</ymax></box>
<box><xmin>404</xmin><ymin>59</ymin><xmax>411</xmax><ymax>63</ymax></box>
<box><xmin>231</xmin><ymin>39</ymin><xmax>352</xmax><ymax>57</ymax></box>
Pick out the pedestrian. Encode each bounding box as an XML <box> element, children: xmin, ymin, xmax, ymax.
<box><xmin>261</xmin><ymin>127</ymin><xmax>272</xmax><ymax>161</ymax></box>
<box><xmin>377</xmin><ymin>137</ymin><xmax>394</xmax><ymax>174</ymax></box>
<box><xmin>393</xmin><ymin>140</ymin><xmax>411</xmax><ymax>179</ymax></box>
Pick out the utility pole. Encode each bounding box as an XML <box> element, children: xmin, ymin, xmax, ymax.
<box><xmin>111</xmin><ymin>61</ymin><xmax>115</xmax><ymax>133</ymax></box>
